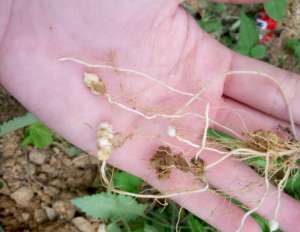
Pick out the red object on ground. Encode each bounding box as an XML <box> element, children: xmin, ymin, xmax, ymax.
<box><xmin>256</xmin><ymin>10</ymin><xmax>278</xmax><ymax>31</ymax></box>
<box><xmin>260</xmin><ymin>31</ymin><xmax>274</xmax><ymax>43</ymax></box>
<box><xmin>256</xmin><ymin>10</ymin><xmax>278</xmax><ymax>43</ymax></box>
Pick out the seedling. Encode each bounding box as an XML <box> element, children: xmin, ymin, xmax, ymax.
<box><xmin>22</xmin><ymin>122</ymin><xmax>54</xmax><ymax>148</ymax></box>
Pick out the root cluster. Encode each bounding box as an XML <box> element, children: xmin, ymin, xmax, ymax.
<box><xmin>59</xmin><ymin>56</ymin><xmax>299</xmax><ymax>232</ymax></box>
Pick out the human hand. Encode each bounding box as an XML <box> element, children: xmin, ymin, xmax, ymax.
<box><xmin>1</xmin><ymin>1</ymin><xmax>300</xmax><ymax>231</ymax></box>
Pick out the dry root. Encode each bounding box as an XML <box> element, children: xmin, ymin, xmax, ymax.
<box><xmin>208</xmin><ymin>129</ymin><xmax>299</xmax><ymax>232</ymax></box>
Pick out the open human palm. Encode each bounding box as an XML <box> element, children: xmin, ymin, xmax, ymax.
<box><xmin>1</xmin><ymin>0</ymin><xmax>300</xmax><ymax>231</ymax></box>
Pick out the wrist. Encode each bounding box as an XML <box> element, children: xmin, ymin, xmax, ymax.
<box><xmin>0</xmin><ymin>1</ymin><xmax>13</xmax><ymax>48</ymax></box>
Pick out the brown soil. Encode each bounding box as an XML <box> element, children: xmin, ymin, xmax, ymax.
<box><xmin>150</xmin><ymin>146</ymin><xmax>205</xmax><ymax>180</ymax></box>
<box><xmin>246</xmin><ymin>130</ymin><xmax>283</xmax><ymax>153</ymax></box>
<box><xmin>0</xmin><ymin>86</ymin><xmax>26</xmax><ymax>124</ymax></box>
<box><xmin>284</xmin><ymin>0</ymin><xmax>300</xmax><ymax>39</ymax></box>
<box><xmin>150</xmin><ymin>146</ymin><xmax>175</xmax><ymax>180</ymax></box>
<box><xmin>0</xmin><ymin>130</ymin><xmax>102</xmax><ymax>232</ymax></box>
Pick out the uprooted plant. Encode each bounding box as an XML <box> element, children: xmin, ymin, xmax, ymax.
<box><xmin>59</xmin><ymin>56</ymin><xmax>299</xmax><ymax>232</ymax></box>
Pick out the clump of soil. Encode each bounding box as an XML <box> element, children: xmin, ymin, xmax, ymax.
<box><xmin>190</xmin><ymin>158</ymin><xmax>205</xmax><ymax>177</ymax></box>
<box><xmin>150</xmin><ymin>146</ymin><xmax>205</xmax><ymax>180</ymax></box>
<box><xmin>150</xmin><ymin>146</ymin><xmax>175</xmax><ymax>180</ymax></box>
<box><xmin>245</xmin><ymin>130</ymin><xmax>285</xmax><ymax>153</ymax></box>
<box><xmin>0</xmin><ymin>130</ymin><xmax>102</xmax><ymax>232</ymax></box>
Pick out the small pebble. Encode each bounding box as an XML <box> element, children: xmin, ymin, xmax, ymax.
<box><xmin>37</xmin><ymin>173</ymin><xmax>48</xmax><ymax>182</ymax></box>
<box><xmin>22</xmin><ymin>212</ymin><xmax>30</xmax><ymax>222</ymax></box>
<box><xmin>29</xmin><ymin>151</ymin><xmax>48</xmax><ymax>165</ymax></box>
<box><xmin>44</xmin><ymin>206</ymin><xmax>57</xmax><ymax>221</ymax></box>
<box><xmin>44</xmin><ymin>186</ymin><xmax>60</xmax><ymax>197</ymax></box>
<box><xmin>10</xmin><ymin>187</ymin><xmax>34</xmax><ymax>207</ymax></box>
<box><xmin>72</xmin><ymin>217</ymin><xmax>95</xmax><ymax>232</ymax></box>
<box><xmin>53</xmin><ymin>200</ymin><xmax>76</xmax><ymax>220</ymax></box>
<box><xmin>97</xmin><ymin>224</ymin><xmax>106</xmax><ymax>232</ymax></box>
<box><xmin>34</xmin><ymin>208</ymin><xmax>48</xmax><ymax>224</ymax></box>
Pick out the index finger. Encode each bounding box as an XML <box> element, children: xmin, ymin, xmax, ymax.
<box><xmin>224</xmin><ymin>53</ymin><xmax>300</xmax><ymax>127</ymax></box>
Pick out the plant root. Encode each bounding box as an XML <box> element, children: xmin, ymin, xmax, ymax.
<box><xmin>59</xmin><ymin>56</ymin><xmax>299</xmax><ymax>232</ymax></box>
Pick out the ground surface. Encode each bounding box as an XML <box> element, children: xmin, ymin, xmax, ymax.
<box><xmin>0</xmin><ymin>121</ymin><xmax>102</xmax><ymax>232</ymax></box>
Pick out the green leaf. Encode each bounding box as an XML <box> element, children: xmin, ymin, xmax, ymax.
<box><xmin>213</xmin><ymin>3</ymin><xmax>226</xmax><ymax>13</ymax></box>
<box><xmin>128</xmin><ymin>217</ymin><xmax>146</xmax><ymax>232</ymax></box>
<box><xmin>107</xmin><ymin>222</ymin><xmax>122</xmax><ymax>232</ymax></box>
<box><xmin>66</xmin><ymin>146</ymin><xmax>82</xmax><ymax>157</ymax></box>
<box><xmin>144</xmin><ymin>224</ymin><xmax>159</xmax><ymax>232</ymax></box>
<box><xmin>235</xmin><ymin>47</ymin><xmax>250</xmax><ymax>56</ymax></box>
<box><xmin>187</xmin><ymin>216</ymin><xmax>206</xmax><ymax>232</ymax></box>
<box><xmin>221</xmin><ymin>36</ymin><xmax>234</xmax><ymax>47</ymax></box>
<box><xmin>113</xmin><ymin>171</ymin><xmax>143</xmax><ymax>193</ymax></box>
<box><xmin>237</xmin><ymin>12</ymin><xmax>259</xmax><ymax>55</ymax></box>
<box><xmin>285</xmin><ymin>171</ymin><xmax>300</xmax><ymax>200</ymax></box>
<box><xmin>286</xmin><ymin>39</ymin><xmax>300</xmax><ymax>52</ymax></box>
<box><xmin>0</xmin><ymin>180</ymin><xmax>4</xmax><ymax>190</ymax></box>
<box><xmin>250</xmin><ymin>44</ymin><xmax>267</xmax><ymax>59</ymax></box>
<box><xmin>199</xmin><ymin>19</ymin><xmax>222</xmax><ymax>33</ymax></box>
<box><xmin>0</xmin><ymin>225</ymin><xmax>4</xmax><ymax>232</ymax></box>
<box><xmin>264</xmin><ymin>0</ymin><xmax>287</xmax><ymax>21</ymax></box>
<box><xmin>71</xmin><ymin>192</ymin><xmax>147</xmax><ymax>221</ymax></box>
<box><xmin>207</xmin><ymin>128</ymin><xmax>236</xmax><ymax>141</ymax></box>
<box><xmin>252</xmin><ymin>213</ymin><xmax>270</xmax><ymax>232</ymax></box>
<box><xmin>286</xmin><ymin>39</ymin><xmax>300</xmax><ymax>62</ymax></box>
<box><xmin>245</xmin><ymin>157</ymin><xmax>267</xmax><ymax>170</ymax></box>
<box><xmin>22</xmin><ymin>122</ymin><xmax>53</xmax><ymax>148</ymax></box>
<box><xmin>0</xmin><ymin>113</ymin><xmax>39</xmax><ymax>137</ymax></box>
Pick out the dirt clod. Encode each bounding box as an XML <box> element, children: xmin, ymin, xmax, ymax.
<box><xmin>174</xmin><ymin>154</ymin><xmax>190</xmax><ymax>172</ymax></box>
<box><xmin>246</xmin><ymin>130</ymin><xmax>284</xmax><ymax>152</ymax></box>
<box><xmin>10</xmin><ymin>187</ymin><xmax>34</xmax><ymax>208</ymax></box>
<box><xmin>84</xmin><ymin>72</ymin><xmax>106</xmax><ymax>95</ymax></box>
<box><xmin>150</xmin><ymin>146</ymin><xmax>175</xmax><ymax>180</ymax></box>
<box><xmin>150</xmin><ymin>146</ymin><xmax>205</xmax><ymax>180</ymax></box>
<box><xmin>190</xmin><ymin>158</ymin><xmax>205</xmax><ymax>177</ymax></box>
